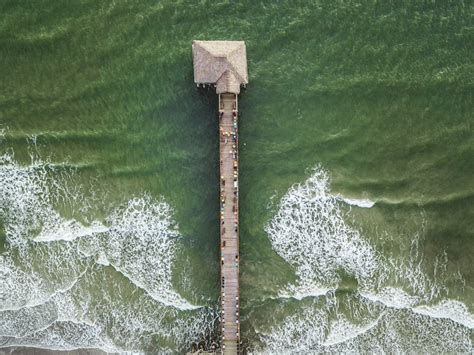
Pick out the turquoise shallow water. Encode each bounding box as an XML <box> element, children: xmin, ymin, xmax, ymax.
<box><xmin>0</xmin><ymin>1</ymin><xmax>473</xmax><ymax>352</ymax></box>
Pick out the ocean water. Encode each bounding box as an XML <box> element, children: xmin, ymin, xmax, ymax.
<box><xmin>0</xmin><ymin>0</ymin><xmax>473</xmax><ymax>353</ymax></box>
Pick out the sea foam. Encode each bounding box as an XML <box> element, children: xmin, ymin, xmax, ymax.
<box><xmin>265</xmin><ymin>166</ymin><xmax>379</xmax><ymax>294</ymax></box>
<box><xmin>337</xmin><ymin>196</ymin><xmax>375</xmax><ymax>208</ymax></box>
<box><xmin>261</xmin><ymin>165</ymin><xmax>473</xmax><ymax>352</ymax></box>
<box><xmin>0</xmin><ymin>147</ymin><xmax>213</xmax><ymax>352</ymax></box>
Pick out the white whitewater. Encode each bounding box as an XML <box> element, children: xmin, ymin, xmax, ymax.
<box><xmin>337</xmin><ymin>195</ymin><xmax>375</xmax><ymax>208</ymax></box>
<box><xmin>262</xmin><ymin>165</ymin><xmax>473</xmax><ymax>353</ymax></box>
<box><xmin>265</xmin><ymin>166</ymin><xmax>379</xmax><ymax>294</ymax></box>
<box><xmin>0</xmin><ymin>150</ymin><xmax>213</xmax><ymax>352</ymax></box>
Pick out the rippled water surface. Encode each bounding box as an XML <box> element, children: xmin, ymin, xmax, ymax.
<box><xmin>0</xmin><ymin>1</ymin><xmax>473</xmax><ymax>352</ymax></box>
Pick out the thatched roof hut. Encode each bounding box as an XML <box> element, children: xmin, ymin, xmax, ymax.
<box><xmin>192</xmin><ymin>40</ymin><xmax>248</xmax><ymax>94</ymax></box>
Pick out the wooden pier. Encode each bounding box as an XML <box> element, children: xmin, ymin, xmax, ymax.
<box><xmin>219</xmin><ymin>93</ymin><xmax>240</xmax><ymax>354</ymax></box>
<box><xmin>192</xmin><ymin>40</ymin><xmax>248</xmax><ymax>354</ymax></box>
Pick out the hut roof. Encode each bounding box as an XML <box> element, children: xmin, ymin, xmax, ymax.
<box><xmin>192</xmin><ymin>40</ymin><xmax>248</xmax><ymax>94</ymax></box>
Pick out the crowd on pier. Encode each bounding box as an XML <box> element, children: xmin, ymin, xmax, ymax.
<box><xmin>219</xmin><ymin>107</ymin><xmax>241</xmax><ymax>345</ymax></box>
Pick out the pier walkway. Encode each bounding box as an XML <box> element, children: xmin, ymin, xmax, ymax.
<box><xmin>192</xmin><ymin>40</ymin><xmax>247</xmax><ymax>354</ymax></box>
<box><xmin>219</xmin><ymin>93</ymin><xmax>240</xmax><ymax>354</ymax></box>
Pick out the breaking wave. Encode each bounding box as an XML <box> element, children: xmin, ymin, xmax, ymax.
<box><xmin>0</xmin><ymin>148</ymin><xmax>214</xmax><ymax>352</ymax></box>
<box><xmin>258</xmin><ymin>295</ymin><xmax>472</xmax><ymax>353</ymax></box>
<box><xmin>266</xmin><ymin>166</ymin><xmax>379</xmax><ymax>295</ymax></box>
<box><xmin>262</xmin><ymin>165</ymin><xmax>473</xmax><ymax>352</ymax></box>
<box><xmin>337</xmin><ymin>196</ymin><xmax>375</xmax><ymax>208</ymax></box>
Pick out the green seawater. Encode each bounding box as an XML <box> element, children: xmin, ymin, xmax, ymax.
<box><xmin>0</xmin><ymin>0</ymin><xmax>473</xmax><ymax>353</ymax></box>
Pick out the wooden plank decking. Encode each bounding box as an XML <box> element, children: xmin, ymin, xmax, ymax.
<box><xmin>219</xmin><ymin>93</ymin><xmax>240</xmax><ymax>354</ymax></box>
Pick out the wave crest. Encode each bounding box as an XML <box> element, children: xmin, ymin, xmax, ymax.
<box><xmin>0</xmin><ymin>149</ymin><xmax>212</xmax><ymax>351</ymax></box>
<box><xmin>262</xmin><ymin>165</ymin><xmax>473</xmax><ymax>352</ymax></box>
<box><xmin>265</xmin><ymin>166</ymin><xmax>379</xmax><ymax>294</ymax></box>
